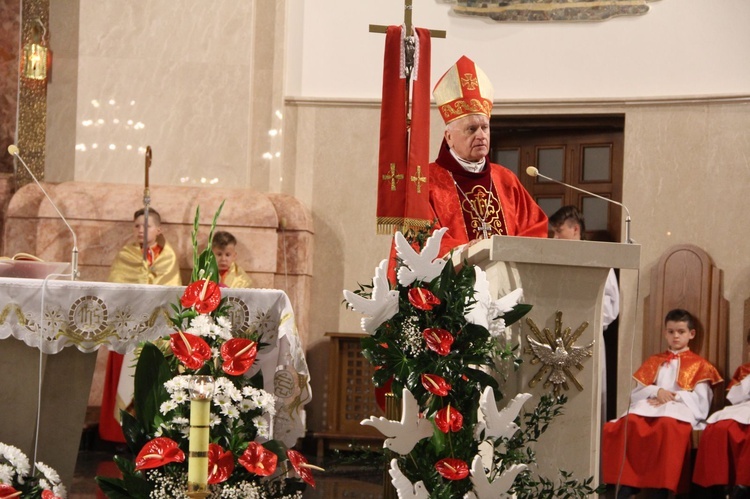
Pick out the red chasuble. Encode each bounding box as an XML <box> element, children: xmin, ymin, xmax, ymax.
<box><xmin>429</xmin><ymin>141</ymin><xmax>548</xmax><ymax>257</ymax></box>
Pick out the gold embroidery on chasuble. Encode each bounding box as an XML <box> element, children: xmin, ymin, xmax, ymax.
<box><xmin>459</xmin><ymin>184</ymin><xmax>507</xmax><ymax>239</ymax></box>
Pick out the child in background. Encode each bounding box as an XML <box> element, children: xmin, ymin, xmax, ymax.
<box><xmin>601</xmin><ymin>308</ymin><xmax>723</xmax><ymax>498</ymax></box>
<box><xmin>107</xmin><ymin>208</ymin><xmax>181</xmax><ymax>285</ymax></box>
<box><xmin>693</xmin><ymin>360</ymin><xmax>750</xmax><ymax>498</ymax></box>
<box><xmin>212</xmin><ymin>230</ymin><xmax>253</xmax><ymax>288</ymax></box>
<box><xmin>100</xmin><ymin>207</ymin><xmax>182</xmax><ymax>443</ymax></box>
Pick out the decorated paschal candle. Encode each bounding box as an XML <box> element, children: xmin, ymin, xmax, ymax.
<box><xmin>187</xmin><ymin>375</ymin><xmax>214</xmax><ymax>497</ymax></box>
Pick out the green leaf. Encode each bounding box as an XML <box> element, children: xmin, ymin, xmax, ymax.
<box><xmin>500</xmin><ymin>303</ymin><xmax>533</xmax><ymax>327</ymax></box>
<box><xmin>96</xmin><ymin>455</ymin><xmax>150</xmax><ymax>499</ymax></box>
<box><xmin>190</xmin><ymin>201</ymin><xmax>225</xmax><ymax>283</ymax></box>
<box><xmin>94</xmin><ymin>477</ymin><xmax>133</xmax><ymax>499</ymax></box>
<box><xmin>263</xmin><ymin>439</ymin><xmax>289</xmax><ymax>460</ymax></box>
<box><xmin>133</xmin><ymin>343</ymin><xmax>171</xmax><ymax>433</ymax></box>
<box><xmin>120</xmin><ymin>410</ymin><xmax>146</xmax><ymax>453</ymax></box>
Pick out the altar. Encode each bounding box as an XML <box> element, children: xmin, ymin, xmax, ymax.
<box><xmin>0</xmin><ymin>277</ymin><xmax>311</xmax><ymax>489</ymax></box>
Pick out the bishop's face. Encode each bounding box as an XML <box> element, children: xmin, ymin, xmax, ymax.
<box><xmin>445</xmin><ymin>114</ymin><xmax>490</xmax><ymax>162</ymax></box>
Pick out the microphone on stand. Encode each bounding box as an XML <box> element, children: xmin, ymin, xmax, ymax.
<box><xmin>7</xmin><ymin>145</ymin><xmax>79</xmax><ymax>280</ymax></box>
<box><xmin>526</xmin><ymin>166</ymin><xmax>633</xmax><ymax>244</ymax></box>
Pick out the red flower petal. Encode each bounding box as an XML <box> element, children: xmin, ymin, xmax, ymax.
<box><xmin>207</xmin><ymin>443</ymin><xmax>235</xmax><ymax>484</ymax></box>
<box><xmin>423</xmin><ymin>328</ymin><xmax>454</xmax><ymax>356</ymax></box>
<box><xmin>221</xmin><ymin>338</ymin><xmax>258</xmax><ymax>376</ymax></box>
<box><xmin>408</xmin><ymin>287</ymin><xmax>441</xmax><ymax>311</ymax></box>
<box><xmin>239</xmin><ymin>442</ymin><xmax>278</xmax><ymax>477</ymax></box>
<box><xmin>0</xmin><ymin>484</ymin><xmax>19</xmax><ymax>497</ymax></box>
<box><xmin>181</xmin><ymin>279</ymin><xmax>222</xmax><ymax>314</ymax></box>
<box><xmin>169</xmin><ymin>331</ymin><xmax>212</xmax><ymax>370</ymax></box>
<box><xmin>41</xmin><ymin>491</ymin><xmax>63</xmax><ymax>499</ymax></box>
<box><xmin>421</xmin><ymin>373</ymin><xmax>451</xmax><ymax>396</ymax></box>
<box><xmin>287</xmin><ymin>449</ymin><xmax>316</xmax><ymax>488</ymax></box>
<box><xmin>435</xmin><ymin>404</ymin><xmax>464</xmax><ymax>433</ymax></box>
<box><xmin>135</xmin><ymin>437</ymin><xmax>186</xmax><ymax>470</ymax></box>
<box><xmin>435</xmin><ymin>457</ymin><xmax>469</xmax><ymax>480</ymax></box>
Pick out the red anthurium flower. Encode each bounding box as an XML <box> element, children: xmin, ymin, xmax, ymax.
<box><xmin>408</xmin><ymin>287</ymin><xmax>441</xmax><ymax>311</ymax></box>
<box><xmin>221</xmin><ymin>338</ymin><xmax>258</xmax><ymax>376</ymax></box>
<box><xmin>207</xmin><ymin>443</ymin><xmax>234</xmax><ymax>484</ymax></box>
<box><xmin>135</xmin><ymin>437</ymin><xmax>185</xmax><ymax>470</ymax></box>
<box><xmin>0</xmin><ymin>484</ymin><xmax>20</xmax><ymax>498</ymax></box>
<box><xmin>239</xmin><ymin>442</ymin><xmax>278</xmax><ymax>477</ymax></box>
<box><xmin>170</xmin><ymin>331</ymin><xmax>212</xmax><ymax>370</ymax></box>
<box><xmin>435</xmin><ymin>457</ymin><xmax>469</xmax><ymax>480</ymax></box>
<box><xmin>181</xmin><ymin>279</ymin><xmax>221</xmax><ymax>314</ymax></box>
<box><xmin>423</xmin><ymin>328</ymin><xmax>454</xmax><ymax>356</ymax></box>
<box><xmin>421</xmin><ymin>373</ymin><xmax>451</xmax><ymax>396</ymax></box>
<box><xmin>287</xmin><ymin>449</ymin><xmax>322</xmax><ymax>488</ymax></box>
<box><xmin>41</xmin><ymin>491</ymin><xmax>63</xmax><ymax>499</ymax></box>
<box><xmin>435</xmin><ymin>404</ymin><xmax>463</xmax><ymax>433</ymax></box>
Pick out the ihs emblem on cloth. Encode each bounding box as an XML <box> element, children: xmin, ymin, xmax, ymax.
<box><xmin>524</xmin><ymin>311</ymin><xmax>594</xmax><ymax>395</ymax></box>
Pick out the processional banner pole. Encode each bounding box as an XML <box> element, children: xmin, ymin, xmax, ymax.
<box><xmin>369</xmin><ymin>3</ymin><xmax>446</xmax><ymax>497</ymax></box>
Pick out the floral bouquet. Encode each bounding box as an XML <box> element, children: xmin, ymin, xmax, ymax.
<box><xmin>96</xmin><ymin>204</ymin><xmax>317</xmax><ymax>499</ymax></box>
<box><xmin>0</xmin><ymin>443</ymin><xmax>66</xmax><ymax>498</ymax></box>
<box><xmin>344</xmin><ymin>227</ymin><xmax>602</xmax><ymax>498</ymax></box>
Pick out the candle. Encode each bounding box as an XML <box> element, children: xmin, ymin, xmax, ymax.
<box><xmin>187</xmin><ymin>376</ymin><xmax>214</xmax><ymax>497</ymax></box>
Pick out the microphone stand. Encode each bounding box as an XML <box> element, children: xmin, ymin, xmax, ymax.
<box><xmin>527</xmin><ymin>167</ymin><xmax>633</xmax><ymax>244</ymax></box>
<box><xmin>142</xmin><ymin>146</ymin><xmax>152</xmax><ymax>262</ymax></box>
<box><xmin>7</xmin><ymin>145</ymin><xmax>79</xmax><ymax>280</ymax></box>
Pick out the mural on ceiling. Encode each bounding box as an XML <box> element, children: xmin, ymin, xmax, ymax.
<box><xmin>438</xmin><ymin>0</ymin><xmax>660</xmax><ymax>22</ymax></box>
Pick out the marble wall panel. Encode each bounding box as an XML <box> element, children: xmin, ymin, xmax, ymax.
<box><xmin>71</xmin><ymin>0</ymin><xmax>255</xmax><ymax>188</ymax></box>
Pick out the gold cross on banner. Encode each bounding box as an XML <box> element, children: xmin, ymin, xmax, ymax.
<box><xmin>369</xmin><ymin>0</ymin><xmax>446</xmax><ymax>39</ymax></box>
<box><xmin>383</xmin><ymin>163</ymin><xmax>405</xmax><ymax>191</ymax></box>
<box><xmin>410</xmin><ymin>164</ymin><xmax>427</xmax><ymax>193</ymax></box>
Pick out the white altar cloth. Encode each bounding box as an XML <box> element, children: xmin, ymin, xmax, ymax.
<box><xmin>0</xmin><ymin>277</ymin><xmax>311</xmax><ymax>446</ymax></box>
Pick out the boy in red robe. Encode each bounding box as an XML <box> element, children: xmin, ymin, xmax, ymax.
<box><xmin>601</xmin><ymin>308</ymin><xmax>722</xmax><ymax>498</ymax></box>
<box><xmin>693</xmin><ymin>361</ymin><xmax>750</xmax><ymax>498</ymax></box>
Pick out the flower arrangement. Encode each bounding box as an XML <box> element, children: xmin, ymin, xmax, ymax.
<box><xmin>344</xmin><ymin>227</ymin><xmax>602</xmax><ymax>498</ymax></box>
<box><xmin>0</xmin><ymin>443</ymin><xmax>66</xmax><ymax>498</ymax></box>
<box><xmin>96</xmin><ymin>204</ymin><xmax>316</xmax><ymax>499</ymax></box>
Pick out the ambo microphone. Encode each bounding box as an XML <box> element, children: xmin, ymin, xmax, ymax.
<box><xmin>526</xmin><ymin>166</ymin><xmax>633</xmax><ymax>244</ymax></box>
<box><xmin>7</xmin><ymin>145</ymin><xmax>79</xmax><ymax>280</ymax></box>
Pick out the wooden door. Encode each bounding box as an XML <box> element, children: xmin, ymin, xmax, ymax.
<box><xmin>490</xmin><ymin>115</ymin><xmax>625</xmax><ymax>242</ymax></box>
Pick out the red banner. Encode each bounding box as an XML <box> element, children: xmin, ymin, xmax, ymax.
<box><xmin>376</xmin><ymin>26</ymin><xmax>432</xmax><ymax>235</ymax></box>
